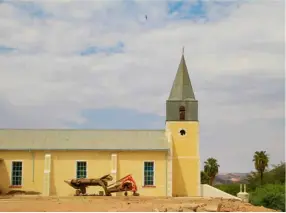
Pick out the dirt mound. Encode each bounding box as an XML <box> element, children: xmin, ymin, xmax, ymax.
<box><xmin>152</xmin><ymin>198</ymin><xmax>277</xmax><ymax>212</ymax></box>
<box><xmin>0</xmin><ymin>196</ymin><xmax>278</xmax><ymax>212</ymax></box>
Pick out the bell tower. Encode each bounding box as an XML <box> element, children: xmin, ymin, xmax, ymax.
<box><xmin>166</xmin><ymin>49</ymin><xmax>200</xmax><ymax>197</ymax></box>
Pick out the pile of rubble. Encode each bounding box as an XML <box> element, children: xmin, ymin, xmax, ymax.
<box><xmin>152</xmin><ymin>198</ymin><xmax>278</xmax><ymax>212</ymax></box>
<box><xmin>153</xmin><ymin>203</ymin><xmax>222</xmax><ymax>212</ymax></box>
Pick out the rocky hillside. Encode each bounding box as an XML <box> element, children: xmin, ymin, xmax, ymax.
<box><xmin>214</xmin><ymin>173</ymin><xmax>249</xmax><ymax>185</ymax></box>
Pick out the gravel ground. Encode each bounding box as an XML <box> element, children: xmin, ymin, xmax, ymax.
<box><xmin>0</xmin><ymin>195</ymin><xmax>278</xmax><ymax>212</ymax></box>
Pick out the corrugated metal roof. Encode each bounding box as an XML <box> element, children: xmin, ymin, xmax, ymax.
<box><xmin>0</xmin><ymin>129</ymin><xmax>168</xmax><ymax>151</ymax></box>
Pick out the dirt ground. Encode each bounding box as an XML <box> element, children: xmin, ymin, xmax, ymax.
<box><xmin>0</xmin><ymin>195</ymin><xmax>277</xmax><ymax>212</ymax></box>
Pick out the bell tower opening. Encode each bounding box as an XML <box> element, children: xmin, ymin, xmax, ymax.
<box><xmin>179</xmin><ymin>106</ymin><xmax>185</xmax><ymax>120</ymax></box>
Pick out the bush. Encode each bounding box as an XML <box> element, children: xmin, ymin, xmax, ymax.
<box><xmin>215</xmin><ymin>184</ymin><xmax>241</xmax><ymax>196</ymax></box>
<box><xmin>250</xmin><ymin>184</ymin><xmax>285</xmax><ymax>212</ymax></box>
<box><xmin>247</xmin><ymin>163</ymin><xmax>285</xmax><ymax>191</ymax></box>
<box><xmin>201</xmin><ymin>171</ymin><xmax>210</xmax><ymax>184</ymax></box>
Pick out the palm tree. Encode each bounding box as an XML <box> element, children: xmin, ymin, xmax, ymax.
<box><xmin>204</xmin><ymin>158</ymin><xmax>220</xmax><ymax>186</ymax></box>
<box><xmin>253</xmin><ymin>151</ymin><xmax>269</xmax><ymax>185</ymax></box>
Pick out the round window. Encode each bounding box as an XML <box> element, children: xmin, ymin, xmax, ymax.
<box><xmin>179</xmin><ymin>129</ymin><xmax>186</xmax><ymax>136</ymax></box>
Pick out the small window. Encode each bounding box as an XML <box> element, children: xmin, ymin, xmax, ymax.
<box><xmin>144</xmin><ymin>161</ymin><xmax>155</xmax><ymax>186</ymax></box>
<box><xmin>11</xmin><ymin>161</ymin><xmax>23</xmax><ymax>186</ymax></box>
<box><xmin>179</xmin><ymin>106</ymin><xmax>185</xmax><ymax>120</ymax></box>
<box><xmin>76</xmin><ymin>161</ymin><xmax>87</xmax><ymax>178</ymax></box>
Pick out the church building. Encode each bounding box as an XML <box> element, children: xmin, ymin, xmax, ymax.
<box><xmin>0</xmin><ymin>52</ymin><xmax>200</xmax><ymax>197</ymax></box>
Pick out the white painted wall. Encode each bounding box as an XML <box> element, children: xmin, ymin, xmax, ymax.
<box><xmin>200</xmin><ymin>184</ymin><xmax>241</xmax><ymax>200</ymax></box>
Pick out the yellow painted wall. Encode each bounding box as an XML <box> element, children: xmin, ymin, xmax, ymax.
<box><xmin>166</xmin><ymin>121</ymin><xmax>200</xmax><ymax>197</ymax></box>
<box><xmin>0</xmin><ymin>150</ymin><xmax>167</xmax><ymax>197</ymax></box>
<box><xmin>118</xmin><ymin>151</ymin><xmax>167</xmax><ymax>196</ymax></box>
<box><xmin>0</xmin><ymin>151</ymin><xmax>45</xmax><ymax>194</ymax></box>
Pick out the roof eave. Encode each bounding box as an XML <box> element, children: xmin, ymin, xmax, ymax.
<box><xmin>0</xmin><ymin>148</ymin><xmax>169</xmax><ymax>151</ymax></box>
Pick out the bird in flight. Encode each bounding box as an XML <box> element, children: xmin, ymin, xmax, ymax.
<box><xmin>145</xmin><ymin>15</ymin><xmax>147</xmax><ymax>20</ymax></box>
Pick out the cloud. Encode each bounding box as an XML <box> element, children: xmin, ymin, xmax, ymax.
<box><xmin>71</xmin><ymin>108</ymin><xmax>164</xmax><ymax>129</ymax></box>
<box><xmin>0</xmin><ymin>0</ymin><xmax>284</xmax><ymax>172</ymax></box>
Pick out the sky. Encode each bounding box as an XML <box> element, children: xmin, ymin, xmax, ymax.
<box><xmin>0</xmin><ymin>0</ymin><xmax>284</xmax><ymax>173</ymax></box>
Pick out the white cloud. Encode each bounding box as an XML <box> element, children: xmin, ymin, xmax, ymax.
<box><xmin>0</xmin><ymin>0</ymin><xmax>284</xmax><ymax>172</ymax></box>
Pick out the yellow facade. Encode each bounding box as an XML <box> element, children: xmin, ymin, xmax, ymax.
<box><xmin>166</xmin><ymin>122</ymin><xmax>200</xmax><ymax>197</ymax></box>
<box><xmin>0</xmin><ymin>150</ymin><xmax>167</xmax><ymax>196</ymax></box>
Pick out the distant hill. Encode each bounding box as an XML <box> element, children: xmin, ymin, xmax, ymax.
<box><xmin>214</xmin><ymin>173</ymin><xmax>249</xmax><ymax>185</ymax></box>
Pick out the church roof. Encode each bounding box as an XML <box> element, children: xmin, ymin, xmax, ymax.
<box><xmin>168</xmin><ymin>53</ymin><xmax>196</xmax><ymax>101</ymax></box>
<box><xmin>0</xmin><ymin>129</ymin><xmax>168</xmax><ymax>151</ymax></box>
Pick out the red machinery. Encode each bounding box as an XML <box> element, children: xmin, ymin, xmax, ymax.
<box><xmin>107</xmin><ymin>174</ymin><xmax>139</xmax><ymax>196</ymax></box>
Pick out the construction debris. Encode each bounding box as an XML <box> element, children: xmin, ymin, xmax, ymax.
<box><xmin>197</xmin><ymin>203</ymin><xmax>222</xmax><ymax>212</ymax></box>
<box><xmin>153</xmin><ymin>203</ymin><xmax>222</xmax><ymax>212</ymax></box>
<box><xmin>64</xmin><ymin>174</ymin><xmax>139</xmax><ymax>196</ymax></box>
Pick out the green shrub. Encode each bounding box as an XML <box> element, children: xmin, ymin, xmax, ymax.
<box><xmin>247</xmin><ymin>163</ymin><xmax>285</xmax><ymax>191</ymax></box>
<box><xmin>250</xmin><ymin>184</ymin><xmax>285</xmax><ymax>212</ymax></box>
<box><xmin>215</xmin><ymin>183</ymin><xmax>241</xmax><ymax>196</ymax></box>
<box><xmin>201</xmin><ymin>171</ymin><xmax>210</xmax><ymax>184</ymax></box>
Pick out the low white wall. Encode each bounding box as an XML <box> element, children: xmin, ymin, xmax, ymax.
<box><xmin>200</xmin><ymin>184</ymin><xmax>241</xmax><ymax>200</ymax></box>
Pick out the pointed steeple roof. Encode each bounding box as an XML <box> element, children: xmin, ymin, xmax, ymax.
<box><xmin>168</xmin><ymin>50</ymin><xmax>196</xmax><ymax>101</ymax></box>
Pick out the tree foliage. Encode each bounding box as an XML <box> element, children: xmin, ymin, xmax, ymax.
<box><xmin>215</xmin><ymin>183</ymin><xmax>240</xmax><ymax>196</ymax></box>
<box><xmin>270</xmin><ymin>162</ymin><xmax>285</xmax><ymax>184</ymax></box>
<box><xmin>252</xmin><ymin>151</ymin><xmax>269</xmax><ymax>185</ymax></box>
<box><xmin>203</xmin><ymin>151</ymin><xmax>284</xmax><ymax>211</ymax></box>
<box><xmin>246</xmin><ymin>162</ymin><xmax>285</xmax><ymax>191</ymax></box>
<box><xmin>203</xmin><ymin>157</ymin><xmax>220</xmax><ymax>186</ymax></box>
<box><xmin>250</xmin><ymin>184</ymin><xmax>285</xmax><ymax>212</ymax></box>
<box><xmin>200</xmin><ymin>171</ymin><xmax>210</xmax><ymax>184</ymax></box>
<box><xmin>215</xmin><ymin>162</ymin><xmax>285</xmax><ymax>211</ymax></box>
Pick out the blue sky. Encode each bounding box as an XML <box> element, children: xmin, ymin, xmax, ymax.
<box><xmin>0</xmin><ymin>0</ymin><xmax>284</xmax><ymax>172</ymax></box>
<box><xmin>80</xmin><ymin>41</ymin><xmax>125</xmax><ymax>56</ymax></box>
<box><xmin>0</xmin><ymin>45</ymin><xmax>16</xmax><ymax>54</ymax></box>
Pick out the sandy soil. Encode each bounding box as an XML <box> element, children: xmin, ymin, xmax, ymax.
<box><xmin>0</xmin><ymin>195</ymin><xmax>277</xmax><ymax>212</ymax></box>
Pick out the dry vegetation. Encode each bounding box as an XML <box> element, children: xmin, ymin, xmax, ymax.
<box><xmin>0</xmin><ymin>195</ymin><xmax>278</xmax><ymax>212</ymax></box>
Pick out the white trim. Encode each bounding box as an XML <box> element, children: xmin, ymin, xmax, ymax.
<box><xmin>43</xmin><ymin>154</ymin><xmax>52</xmax><ymax>196</ymax></box>
<box><xmin>44</xmin><ymin>154</ymin><xmax>51</xmax><ymax>173</ymax></box>
<box><xmin>111</xmin><ymin>154</ymin><xmax>117</xmax><ymax>174</ymax></box>
<box><xmin>165</xmin><ymin>128</ymin><xmax>173</xmax><ymax>197</ymax></box>
<box><xmin>142</xmin><ymin>160</ymin><xmax>156</xmax><ymax>186</ymax></box>
<box><xmin>10</xmin><ymin>160</ymin><xmax>24</xmax><ymax>187</ymax></box>
<box><xmin>75</xmin><ymin>160</ymin><xmax>88</xmax><ymax>178</ymax></box>
<box><xmin>110</xmin><ymin>153</ymin><xmax>118</xmax><ymax>196</ymax></box>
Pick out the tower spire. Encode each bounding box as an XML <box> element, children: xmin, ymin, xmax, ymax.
<box><xmin>182</xmin><ymin>46</ymin><xmax>184</xmax><ymax>55</ymax></box>
<box><xmin>166</xmin><ymin>48</ymin><xmax>198</xmax><ymax>121</ymax></box>
<box><xmin>168</xmin><ymin>50</ymin><xmax>195</xmax><ymax>101</ymax></box>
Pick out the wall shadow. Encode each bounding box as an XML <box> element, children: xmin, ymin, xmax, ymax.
<box><xmin>50</xmin><ymin>157</ymin><xmax>57</xmax><ymax>196</ymax></box>
<box><xmin>6</xmin><ymin>190</ymin><xmax>40</xmax><ymax>195</ymax></box>
<box><xmin>172</xmin><ymin>146</ymin><xmax>187</xmax><ymax>197</ymax></box>
<box><xmin>0</xmin><ymin>159</ymin><xmax>10</xmax><ymax>194</ymax></box>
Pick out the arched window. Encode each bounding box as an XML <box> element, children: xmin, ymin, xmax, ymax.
<box><xmin>179</xmin><ymin>106</ymin><xmax>185</xmax><ymax>120</ymax></box>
